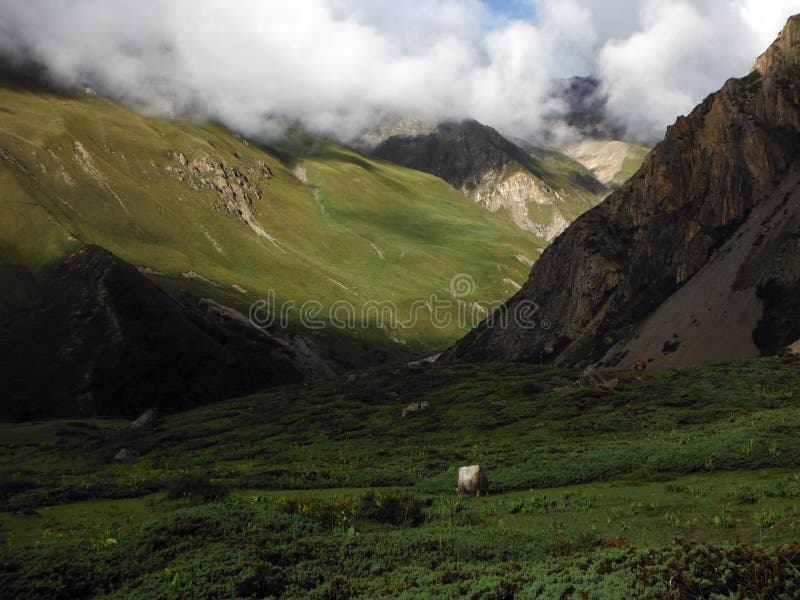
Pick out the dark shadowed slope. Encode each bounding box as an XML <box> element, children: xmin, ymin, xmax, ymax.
<box><xmin>0</xmin><ymin>246</ymin><xmax>316</xmax><ymax>419</ymax></box>
<box><xmin>372</xmin><ymin>119</ymin><xmax>546</xmax><ymax>190</ymax></box>
<box><xmin>447</xmin><ymin>15</ymin><xmax>800</xmax><ymax>368</ymax></box>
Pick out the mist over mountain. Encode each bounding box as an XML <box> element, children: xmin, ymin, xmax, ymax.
<box><xmin>1</xmin><ymin>1</ymin><xmax>797</xmax><ymax>145</ymax></box>
<box><xmin>7</xmin><ymin>5</ymin><xmax>800</xmax><ymax>598</ymax></box>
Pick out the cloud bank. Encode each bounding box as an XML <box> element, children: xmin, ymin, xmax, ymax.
<box><xmin>0</xmin><ymin>0</ymin><xmax>798</xmax><ymax>144</ymax></box>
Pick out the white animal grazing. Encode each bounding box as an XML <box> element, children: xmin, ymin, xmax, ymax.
<box><xmin>456</xmin><ymin>465</ymin><xmax>489</xmax><ymax>497</ymax></box>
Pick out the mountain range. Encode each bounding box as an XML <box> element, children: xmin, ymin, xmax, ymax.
<box><xmin>0</xmin><ymin>77</ymin><xmax>644</xmax><ymax>416</ymax></box>
<box><xmin>363</xmin><ymin>79</ymin><xmax>649</xmax><ymax>241</ymax></box>
<box><xmin>448</xmin><ymin>15</ymin><xmax>800</xmax><ymax>370</ymax></box>
<box><xmin>371</xmin><ymin>119</ymin><xmax>608</xmax><ymax>241</ymax></box>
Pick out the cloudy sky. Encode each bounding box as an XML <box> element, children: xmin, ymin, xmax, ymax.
<box><xmin>0</xmin><ymin>0</ymin><xmax>798</xmax><ymax>143</ymax></box>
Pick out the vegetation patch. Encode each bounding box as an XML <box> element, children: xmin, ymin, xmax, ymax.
<box><xmin>3</xmin><ymin>358</ymin><xmax>800</xmax><ymax>596</ymax></box>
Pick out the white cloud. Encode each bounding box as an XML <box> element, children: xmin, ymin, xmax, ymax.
<box><xmin>598</xmin><ymin>0</ymin><xmax>800</xmax><ymax>141</ymax></box>
<box><xmin>0</xmin><ymin>0</ymin><xmax>797</xmax><ymax>144</ymax></box>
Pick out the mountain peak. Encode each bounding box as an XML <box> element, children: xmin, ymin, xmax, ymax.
<box><xmin>371</xmin><ymin>119</ymin><xmax>536</xmax><ymax>190</ymax></box>
<box><xmin>753</xmin><ymin>14</ymin><xmax>800</xmax><ymax>76</ymax></box>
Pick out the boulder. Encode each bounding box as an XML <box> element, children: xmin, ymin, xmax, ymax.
<box><xmin>582</xmin><ymin>366</ymin><xmax>604</xmax><ymax>385</ymax></box>
<box><xmin>131</xmin><ymin>408</ymin><xmax>156</xmax><ymax>431</ymax></box>
<box><xmin>600</xmin><ymin>378</ymin><xmax>619</xmax><ymax>389</ymax></box>
<box><xmin>114</xmin><ymin>448</ymin><xmax>136</xmax><ymax>461</ymax></box>
<box><xmin>401</xmin><ymin>401</ymin><xmax>430</xmax><ymax>418</ymax></box>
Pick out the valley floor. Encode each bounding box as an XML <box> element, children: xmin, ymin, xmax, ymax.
<box><xmin>3</xmin><ymin>358</ymin><xmax>800</xmax><ymax>598</ymax></box>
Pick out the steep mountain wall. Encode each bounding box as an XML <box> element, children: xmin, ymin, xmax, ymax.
<box><xmin>447</xmin><ymin>16</ymin><xmax>800</xmax><ymax>366</ymax></box>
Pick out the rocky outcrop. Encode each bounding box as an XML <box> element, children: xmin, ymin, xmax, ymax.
<box><xmin>130</xmin><ymin>408</ymin><xmax>157</xmax><ymax>431</ymax></box>
<box><xmin>471</xmin><ymin>169</ymin><xmax>572</xmax><ymax>240</ymax></box>
<box><xmin>446</xmin><ymin>15</ymin><xmax>800</xmax><ymax>367</ymax></box>
<box><xmin>166</xmin><ymin>150</ymin><xmax>275</xmax><ymax>240</ymax></box>
<box><xmin>753</xmin><ymin>16</ymin><xmax>800</xmax><ymax>77</ymax></box>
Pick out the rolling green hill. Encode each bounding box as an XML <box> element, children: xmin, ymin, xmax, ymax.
<box><xmin>0</xmin><ymin>85</ymin><xmax>544</xmax><ymax>361</ymax></box>
<box><xmin>2</xmin><ymin>357</ymin><xmax>800</xmax><ymax>597</ymax></box>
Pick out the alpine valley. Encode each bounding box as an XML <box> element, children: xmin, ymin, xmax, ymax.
<box><xmin>4</xmin><ymin>8</ymin><xmax>800</xmax><ymax>600</ymax></box>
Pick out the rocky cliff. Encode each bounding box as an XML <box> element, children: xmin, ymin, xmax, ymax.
<box><xmin>446</xmin><ymin>15</ymin><xmax>800</xmax><ymax>367</ymax></box>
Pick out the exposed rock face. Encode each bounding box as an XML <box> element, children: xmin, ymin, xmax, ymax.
<box><xmin>371</xmin><ymin>119</ymin><xmax>604</xmax><ymax>241</ymax></box>
<box><xmin>753</xmin><ymin>16</ymin><xmax>800</xmax><ymax>76</ymax></box>
<box><xmin>114</xmin><ymin>448</ymin><xmax>135</xmax><ymax>461</ymax></box>
<box><xmin>166</xmin><ymin>150</ymin><xmax>275</xmax><ymax>240</ymax></box>
<box><xmin>446</xmin><ymin>15</ymin><xmax>800</xmax><ymax>367</ymax></box>
<box><xmin>130</xmin><ymin>408</ymin><xmax>157</xmax><ymax>431</ymax></box>
<box><xmin>563</xmin><ymin>140</ymin><xmax>650</xmax><ymax>188</ymax></box>
<box><xmin>0</xmin><ymin>245</ymin><xmax>329</xmax><ymax>419</ymax></box>
<box><xmin>471</xmin><ymin>169</ymin><xmax>572</xmax><ymax>240</ymax></box>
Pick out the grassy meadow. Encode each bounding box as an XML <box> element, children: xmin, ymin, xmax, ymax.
<box><xmin>2</xmin><ymin>357</ymin><xmax>800</xmax><ymax>598</ymax></box>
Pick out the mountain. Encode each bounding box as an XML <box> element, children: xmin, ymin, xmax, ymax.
<box><xmin>371</xmin><ymin>119</ymin><xmax>611</xmax><ymax>240</ymax></box>
<box><xmin>551</xmin><ymin>79</ymin><xmax>652</xmax><ymax>193</ymax></box>
<box><xmin>0</xmin><ymin>84</ymin><xmax>545</xmax><ymax>415</ymax></box>
<box><xmin>0</xmin><ymin>246</ymin><xmax>314</xmax><ymax>419</ymax></box>
<box><xmin>447</xmin><ymin>15</ymin><xmax>800</xmax><ymax>369</ymax></box>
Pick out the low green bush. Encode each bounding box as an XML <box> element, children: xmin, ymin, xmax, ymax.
<box><xmin>165</xmin><ymin>474</ymin><xmax>228</xmax><ymax>504</ymax></box>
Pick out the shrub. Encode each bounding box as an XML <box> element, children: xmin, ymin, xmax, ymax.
<box><xmin>0</xmin><ymin>474</ymin><xmax>39</xmax><ymax>500</ymax></box>
<box><xmin>165</xmin><ymin>473</ymin><xmax>228</xmax><ymax>503</ymax></box>
<box><xmin>270</xmin><ymin>491</ymin><xmax>428</xmax><ymax>529</ymax></box>
<box><xmin>631</xmin><ymin>540</ymin><xmax>800</xmax><ymax>598</ymax></box>
<box><xmin>520</xmin><ymin>381</ymin><xmax>546</xmax><ymax>395</ymax></box>
<box><xmin>546</xmin><ymin>530</ymin><xmax>601</xmax><ymax>556</ymax></box>
<box><xmin>359</xmin><ymin>491</ymin><xmax>428</xmax><ymax>526</ymax></box>
<box><xmin>730</xmin><ymin>484</ymin><xmax>760</xmax><ymax>505</ymax></box>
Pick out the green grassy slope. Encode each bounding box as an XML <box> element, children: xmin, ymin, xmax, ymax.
<box><xmin>612</xmin><ymin>150</ymin><xmax>650</xmax><ymax>188</ymax></box>
<box><xmin>3</xmin><ymin>357</ymin><xmax>800</xmax><ymax>596</ymax></box>
<box><xmin>526</xmin><ymin>148</ymin><xmax>607</xmax><ymax>222</ymax></box>
<box><xmin>0</xmin><ymin>85</ymin><xmax>543</xmax><ymax>357</ymax></box>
